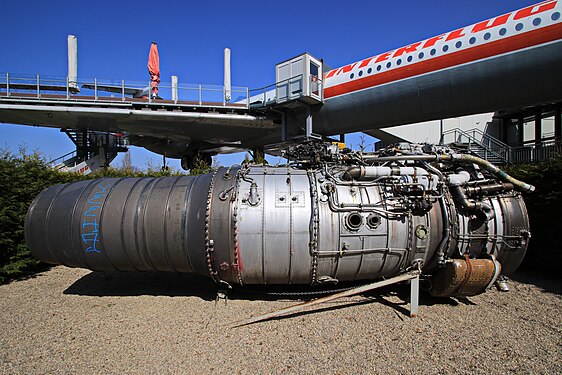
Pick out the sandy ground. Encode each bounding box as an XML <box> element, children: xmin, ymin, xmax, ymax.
<box><xmin>0</xmin><ymin>266</ymin><xmax>560</xmax><ymax>374</ymax></box>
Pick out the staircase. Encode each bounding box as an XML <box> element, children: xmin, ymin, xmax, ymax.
<box><xmin>50</xmin><ymin>129</ymin><xmax>128</xmax><ymax>174</ymax></box>
<box><xmin>442</xmin><ymin>128</ymin><xmax>510</xmax><ymax>165</ymax></box>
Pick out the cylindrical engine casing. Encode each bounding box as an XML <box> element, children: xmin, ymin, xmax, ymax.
<box><xmin>25</xmin><ymin>166</ymin><xmax>530</xmax><ymax>285</ymax></box>
<box><xmin>25</xmin><ymin>175</ymin><xmax>211</xmax><ymax>276</ymax></box>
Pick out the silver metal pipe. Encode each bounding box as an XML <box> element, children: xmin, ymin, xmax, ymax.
<box><xmin>362</xmin><ymin>153</ymin><xmax>534</xmax><ymax>192</ymax></box>
<box><xmin>452</xmin><ymin>154</ymin><xmax>535</xmax><ymax>192</ymax></box>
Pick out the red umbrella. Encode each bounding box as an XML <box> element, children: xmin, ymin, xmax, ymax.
<box><xmin>147</xmin><ymin>42</ymin><xmax>160</xmax><ymax>98</ymax></box>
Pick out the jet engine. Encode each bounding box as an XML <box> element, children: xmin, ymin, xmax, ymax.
<box><xmin>25</xmin><ymin>143</ymin><xmax>531</xmax><ymax>297</ymax></box>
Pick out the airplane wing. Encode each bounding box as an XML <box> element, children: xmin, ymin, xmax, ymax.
<box><xmin>0</xmin><ymin>97</ymin><xmax>279</xmax><ymax>157</ymax></box>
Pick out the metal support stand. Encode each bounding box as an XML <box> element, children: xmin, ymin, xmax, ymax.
<box><xmin>216</xmin><ymin>289</ymin><xmax>228</xmax><ymax>305</ymax></box>
<box><xmin>230</xmin><ymin>270</ymin><xmax>421</xmax><ymax>327</ymax></box>
<box><xmin>410</xmin><ymin>275</ymin><xmax>420</xmax><ymax>318</ymax></box>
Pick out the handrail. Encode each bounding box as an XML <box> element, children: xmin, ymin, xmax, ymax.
<box><xmin>48</xmin><ymin>150</ymin><xmax>78</xmax><ymax>166</ymax></box>
<box><xmin>248</xmin><ymin>74</ymin><xmax>324</xmax><ymax>108</ymax></box>
<box><xmin>0</xmin><ymin>72</ymin><xmax>249</xmax><ymax>109</ymax></box>
<box><xmin>442</xmin><ymin>127</ymin><xmax>510</xmax><ymax>163</ymax></box>
<box><xmin>464</xmin><ymin>127</ymin><xmax>510</xmax><ymax>149</ymax></box>
<box><xmin>510</xmin><ymin>137</ymin><xmax>562</xmax><ymax>163</ymax></box>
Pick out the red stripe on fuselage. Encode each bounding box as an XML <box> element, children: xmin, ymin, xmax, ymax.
<box><xmin>324</xmin><ymin>22</ymin><xmax>562</xmax><ymax>99</ymax></box>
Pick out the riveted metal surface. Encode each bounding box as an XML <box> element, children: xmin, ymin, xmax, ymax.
<box><xmin>208</xmin><ymin>167</ymin><xmax>240</xmax><ymax>284</ymax></box>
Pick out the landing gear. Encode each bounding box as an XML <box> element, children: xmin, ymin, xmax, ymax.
<box><xmin>180</xmin><ymin>152</ymin><xmax>213</xmax><ymax>171</ymax></box>
<box><xmin>180</xmin><ymin>155</ymin><xmax>192</xmax><ymax>171</ymax></box>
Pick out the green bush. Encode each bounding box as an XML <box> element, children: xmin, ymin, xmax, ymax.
<box><xmin>507</xmin><ymin>156</ymin><xmax>562</xmax><ymax>271</ymax></box>
<box><xmin>0</xmin><ymin>148</ymin><xmax>184</xmax><ymax>284</ymax></box>
<box><xmin>0</xmin><ymin>148</ymin><xmax>69</xmax><ymax>283</ymax></box>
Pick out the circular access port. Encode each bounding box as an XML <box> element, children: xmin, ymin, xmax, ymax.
<box><xmin>415</xmin><ymin>225</ymin><xmax>429</xmax><ymax>240</ymax></box>
<box><xmin>366</xmin><ymin>213</ymin><xmax>382</xmax><ymax>229</ymax></box>
<box><xmin>345</xmin><ymin>212</ymin><xmax>363</xmax><ymax>231</ymax></box>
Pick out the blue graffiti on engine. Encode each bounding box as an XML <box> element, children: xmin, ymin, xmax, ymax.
<box><xmin>82</xmin><ymin>183</ymin><xmax>111</xmax><ymax>254</ymax></box>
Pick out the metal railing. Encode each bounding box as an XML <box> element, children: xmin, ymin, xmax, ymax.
<box><xmin>48</xmin><ymin>150</ymin><xmax>78</xmax><ymax>167</ymax></box>
<box><xmin>0</xmin><ymin>72</ymin><xmax>250</xmax><ymax>109</ymax></box>
<box><xmin>248</xmin><ymin>74</ymin><xmax>323</xmax><ymax>108</ymax></box>
<box><xmin>442</xmin><ymin>127</ymin><xmax>510</xmax><ymax>163</ymax></box>
<box><xmin>510</xmin><ymin>138</ymin><xmax>562</xmax><ymax>163</ymax></box>
<box><xmin>442</xmin><ymin>127</ymin><xmax>562</xmax><ymax>164</ymax></box>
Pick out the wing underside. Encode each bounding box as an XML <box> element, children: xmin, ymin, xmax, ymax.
<box><xmin>0</xmin><ymin>99</ymin><xmax>279</xmax><ymax>154</ymax></box>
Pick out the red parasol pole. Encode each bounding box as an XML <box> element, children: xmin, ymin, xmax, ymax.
<box><xmin>147</xmin><ymin>42</ymin><xmax>160</xmax><ymax>98</ymax></box>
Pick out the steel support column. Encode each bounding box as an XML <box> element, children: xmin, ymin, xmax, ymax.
<box><xmin>535</xmin><ymin>110</ymin><xmax>542</xmax><ymax>147</ymax></box>
<box><xmin>518</xmin><ymin>116</ymin><xmax>524</xmax><ymax>146</ymax></box>
<box><xmin>554</xmin><ymin>104</ymin><xmax>562</xmax><ymax>141</ymax></box>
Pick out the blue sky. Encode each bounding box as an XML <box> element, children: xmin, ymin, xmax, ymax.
<box><xmin>0</xmin><ymin>0</ymin><xmax>538</xmax><ymax>169</ymax></box>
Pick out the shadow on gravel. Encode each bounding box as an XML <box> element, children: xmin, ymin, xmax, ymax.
<box><xmin>64</xmin><ymin>271</ymin><xmax>217</xmax><ymax>301</ymax></box>
<box><xmin>230</xmin><ymin>285</ymin><xmax>465</xmax><ymax>325</ymax></box>
<box><xmin>231</xmin><ymin>282</ymin><xmax>463</xmax><ymax>321</ymax></box>
<box><xmin>64</xmin><ymin>271</ymin><xmax>468</xmax><ymax>319</ymax></box>
<box><xmin>510</xmin><ymin>266</ymin><xmax>562</xmax><ymax>296</ymax></box>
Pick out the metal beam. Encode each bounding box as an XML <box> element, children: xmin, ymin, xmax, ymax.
<box><xmin>554</xmin><ymin>104</ymin><xmax>562</xmax><ymax>140</ymax></box>
<box><xmin>518</xmin><ymin>116</ymin><xmax>524</xmax><ymax>146</ymax></box>
<box><xmin>535</xmin><ymin>109</ymin><xmax>542</xmax><ymax>146</ymax></box>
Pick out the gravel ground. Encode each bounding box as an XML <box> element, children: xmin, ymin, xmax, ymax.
<box><xmin>1</xmin><ymin>266</ymin><xmax>560</xmax><ymax>374</ymax></box>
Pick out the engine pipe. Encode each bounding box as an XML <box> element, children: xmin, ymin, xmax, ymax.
<box><xmin>361</xmin><ymin>153</ymin><xmax>535</xmax><ymax>192</ymax></box>
<box><xmin>449</xmin><ymin>185</ymin><xmax>495</xmax><ymax>221</ymax></box>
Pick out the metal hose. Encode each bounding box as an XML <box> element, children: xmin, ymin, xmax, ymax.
<box><xmin>362</xmin><ymin>153</ymin><xmax>535</xmax><ymax>193</ymax></box>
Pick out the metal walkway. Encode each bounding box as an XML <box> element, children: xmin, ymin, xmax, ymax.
<box><xmin>0</xmin><ymin>73</ymin><xmax>250</xmax><ymax>111</ymax></box>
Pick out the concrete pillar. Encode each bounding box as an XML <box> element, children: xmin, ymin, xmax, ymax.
<box><xmin>493</xmin><ymin>117</ymin><xmax>506</xmax><ymax>144</ymax></box>
<box><xmin>67</xmin><ymin>35</ymin><xmax>78</xmax><ymax>92</ymax></box>
<box><xmin>171</xmin><ymin>75</ymin><xmax>178</xmax><ymax>103</ymax></box>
